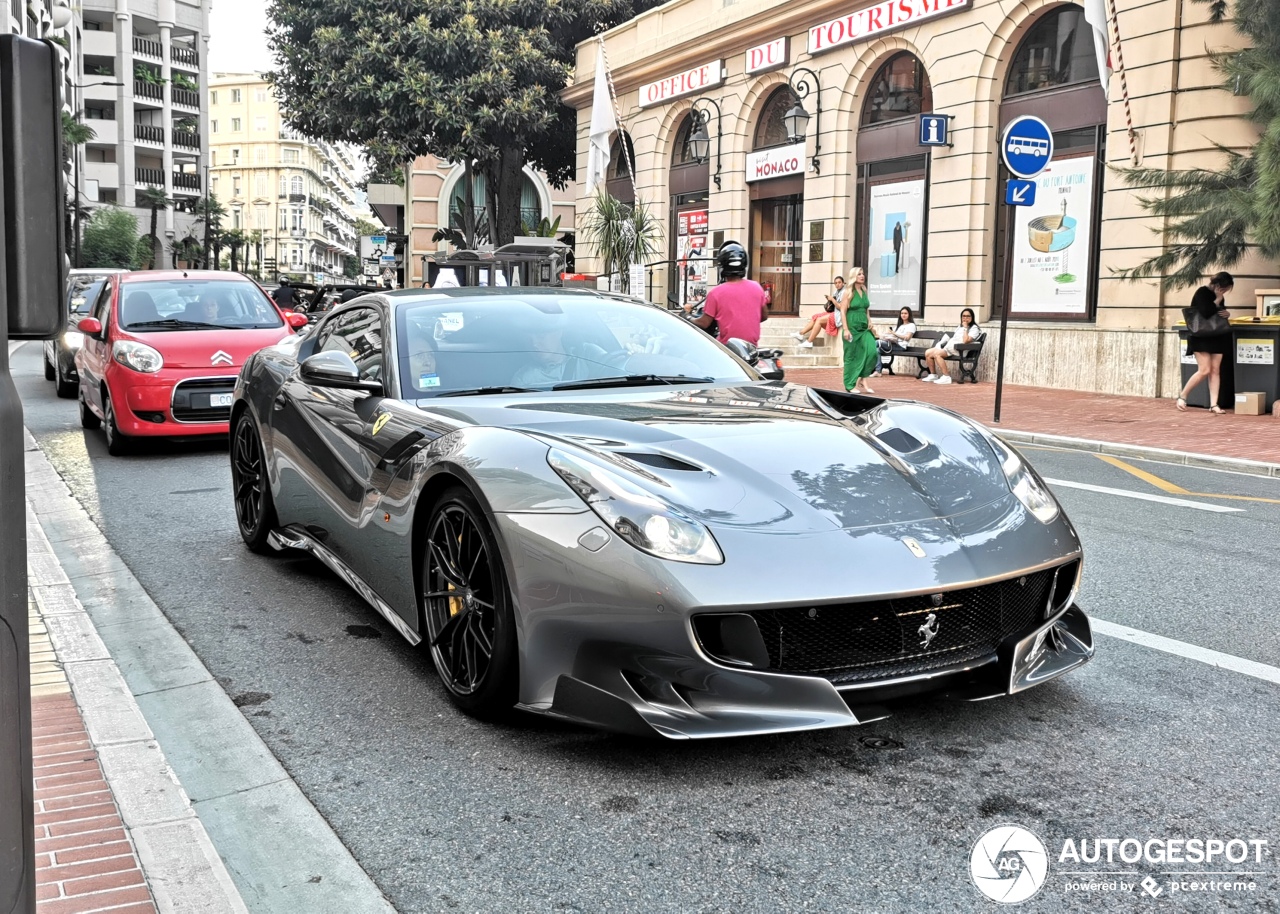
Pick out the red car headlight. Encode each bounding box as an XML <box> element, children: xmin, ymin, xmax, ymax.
<box><xmin>112</xmin><ymin>340</ymin><xmax>164</xmax><ymax>373</ymax></box>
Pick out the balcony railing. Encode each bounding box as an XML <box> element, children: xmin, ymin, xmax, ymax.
<box><xmin>172</xmin><ymin>172</ymin><xmax>201</xmax><ymax>191</ymax></box>
<box><xmin>170</xmin><ymin>46</ymin><xmax>199</xmax><ymax>68</ymax></box>
<box><xmin>134</xmin><ymin>124</ymin><xmax>164</xmax><ymax>144</ymax></box>
<box><xmin>134</xmin><ymin>80</ymin><xmax>162</xmax><ymax>102</ymax></box>
<box><xmin>172</xmin><ymin>130</ymin><xmax>200</xmax><ymax>150</ymax></box>
<box><xmin>136</xmin><ymin>167</ymin><xmax>164</xmax><ymax>187</ymax></box>
<box><xmin>172</xmin><ymin>87</ymin><xmax>199</xmax><ymax>109</ymax></box>
<box><xmin>133</xmin><ymin>36</ymin><xmax>162</xmax><ymax>59</ymax></box>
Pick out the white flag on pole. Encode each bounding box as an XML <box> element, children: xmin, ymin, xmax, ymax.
<box><xmin>585</xmin><ymin>42</ymin><xmax>616</xmax><ymax>195</ymax></box>
<box><xmin>1083</xmin><ymin>0</ymin><xmax>1112</xmax><ymax>101</ymax></box>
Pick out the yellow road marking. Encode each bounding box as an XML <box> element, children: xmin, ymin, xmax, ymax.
<box><xmin>1094</xmin><ymin>454</ymin><xmax>1192</xmax><ymax>494</ymax></box>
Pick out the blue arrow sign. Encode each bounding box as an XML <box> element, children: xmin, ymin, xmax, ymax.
<box><xmin>1001</xmin><ymin>115</ymin><xmax>1053</xmax><ymax>179</ymax></box>
<box><xmin>919</xmin><ymin>114</ymin><xmax>950</xmax><ymax>147</ymax></box>
<box><xmin>1005</xmin><ymin>179</ymin><xmax>1036</xmax><ymax>207</ymax></box>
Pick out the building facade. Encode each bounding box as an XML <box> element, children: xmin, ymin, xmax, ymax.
<box><xmin>73</xmin><ymin>0</ymin><xmax>211</xmax><ymax>249</ymax></box>
<box><xmin>209</xmin><ymin>73</ymin><xmax>367</xmax><ymax>283</ymax></box>
<box><xmin>567</xmin><ymin>0</ymin><xmax>1277</xmax><ymax>397</ymax></box>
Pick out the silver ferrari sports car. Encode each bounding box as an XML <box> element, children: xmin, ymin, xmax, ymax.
<box><xmin>230</xmin><ymin>288</ymin><xmax>1093</xmax><ymax>739</ymax></box>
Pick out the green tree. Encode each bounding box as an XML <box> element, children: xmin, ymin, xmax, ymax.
<box><xmin>266</xmin><ymin>0</ymin><xmax>663</xmax><ymax>246</ymax></box>
<box><xmin>579</xmin><ymin>191</ymin><xmax>660</xmax><ymax>294</ymax></box>
<box><xmin>135</xmin><ymin>187</ymin><xmax>173</xmax><ymax>270</ymax></box>
<box><xmin>222</xmin><ymin>228</ymin><xmax>249</xmax><ymax>272</ymax></box>
<box><xmin>1116</xmin><ymin>0</ymin><xmax>1280</xmax><ymax>287</ymax></box>
<box><xmin>81</xmin><ymin>207</ymin><xmax>141</xmax><ymax>269</ymax></box>
<box><xmin>193</xmin><ymin>194</ymin><xmax>228</xmax><ymax>268</ymax></box>
<box><xmin>354</xmin><ymin>217</ymin><xmax>381</xmax><ymax>238</ymax></box>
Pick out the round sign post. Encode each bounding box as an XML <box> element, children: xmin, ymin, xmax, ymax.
<box><xmin>994</xmin><ymin>115</ymin><xmax>1055</xmax><ymax>424</ymax></box>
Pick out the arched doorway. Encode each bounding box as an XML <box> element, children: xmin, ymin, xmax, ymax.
<box><xmin>993</xmin><ymin>6</ymin><xmax>1106</xmax><ymax>320</ymax></box>
<box><xmin>668</xmin><ymin>114</ymin><xmax>711</xmax><ymax>308</ymax></box>
<box><xmin>748</xmin><ymin>87</ymin><xmax>804</xmax><ymax>315</ymax></box>
<box><xmin>854</xmin><ymin>52</ymin><xmax>933</xmax><ymax>318</ymax></box>
<box><xmin>607</xmin><ymin>132</ymin><xmax>636</xmax><ymax>205</ymax></box>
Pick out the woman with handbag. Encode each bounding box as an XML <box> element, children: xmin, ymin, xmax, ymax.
<box><xmin>792</xmin><ymin>276</ymin><xmax>845</xmax><ymax>347</ymax></box>
<box><xmin>1177</xmin><ymin>271</ymin><xmax>1233</xmax><ymax>412</ymax></box>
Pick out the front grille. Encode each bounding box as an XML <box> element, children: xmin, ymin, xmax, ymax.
<box><xmin>171</xmin><ymin>376</ymin><xmax>236</xmax><ymax>424</ymax></box>
<box><xmin>706</xmin><ymin>568</ymin><xmax>1059</xmax><ymax>685</ymax></box>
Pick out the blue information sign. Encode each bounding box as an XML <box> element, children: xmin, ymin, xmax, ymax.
<box><xmin>1005</xmin><ymin>179</ymin><xmax>1036</xmax><ymax>207</ymax></box>
<box><xmin>918</xmin><ymin>114</ymin><xmax>950</xmax><ymax>147</ymax></box>
<box><xmin>1000</xmin><ymin>115</ymin><xmax>1053</xmax><ymax>179</ymax></box>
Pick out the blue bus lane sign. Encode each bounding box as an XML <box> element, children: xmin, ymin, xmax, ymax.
<box><xmin>1006</xmin><ymin>179</ymin><xmax>1036</xmax><ymax>207</ymax></box>
<box><xmin>1001</xmin><ymin>115</ymin><xmax>1054</xmax><ymax>179</ymax></box>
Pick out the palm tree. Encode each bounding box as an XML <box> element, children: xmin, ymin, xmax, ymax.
<box><xmin>135</xmin><ymin>187</ymin><xmax>172</xmax><ymax>270</ymax></box>
<box><xmin>580</xmin><ymin>191</ymin><xmax>662</xmax><ymax>295</ymax></box>
<box><xmin>222</xmin><ymin>228</ymin><xmax>248</xmax><ymax>273</ymax></box>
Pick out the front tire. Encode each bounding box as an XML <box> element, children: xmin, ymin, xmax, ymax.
<box><xmin>421</xmin><ymin>487</ymin><xmax>518</xmax><ymax>718</ymax></box>
<box><xmin>54</xmin><ymin>357</ymin><xmax>76</xmax><ymax>399</ymax></box>
<box><xmin>231</xmin><ymin>410</ymin><xmax>279</xmax><ymax>554</ymax></box>
<box><xmin>102</xmin><ymin>390</ymin><xmax>131</xmax><ymax>456</ymax></box>
<box><xmin>43</xmin><ymin>352</ymin><xmax>54</xmax><ymax>380</ymax></box>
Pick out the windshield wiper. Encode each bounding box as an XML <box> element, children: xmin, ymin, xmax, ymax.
<box><xmin>435</xmin><ymin>386</ymin><xmax>538</xmax><ymax>398</ymax></box>
<box><xmin>552</xmin><ymin>374</ymin><xmax>714</xmax><ymax>391</ymax></box>
<box><xmin>125</xmin><ymin>319</ymin><xmax>208</xmax><ymax>330</ymax></box>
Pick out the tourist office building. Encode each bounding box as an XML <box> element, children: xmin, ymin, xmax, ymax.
<box><xmin>566</xmin><ymin>0</ymin><xmax>1271</xmax><ymax>397</ymax></box>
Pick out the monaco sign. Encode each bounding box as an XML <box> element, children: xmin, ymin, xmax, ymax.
<box><xmin>808</xmin><ymin>0</ymin><xmax>971</xmax><ymax>54</ymax></box>
<box><xmin>746</xmin><ymin>143</ymin><xmax>806</xmax><ymax>183</ymax></box>
<box><xmin>638</xmin><ymin>60</ymin><xmax>725</xmax><ymax>108</ymax></box>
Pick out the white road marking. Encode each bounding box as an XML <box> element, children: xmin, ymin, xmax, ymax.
<box><xmin>1093</xmin><ymin>618</ymin><xmax>1280</xmax><ymax>687</ymax></box>
<box><xmin>1043</xmin><ymin>478</ymin><xmax>1243</xmax><ymax>514</ymax></box>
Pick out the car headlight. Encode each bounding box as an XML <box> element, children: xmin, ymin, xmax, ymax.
<box><xmin>112</xmin><ymin>340</ymin><xmax>164</xmax><ymax>373</ymax></box>
<box><xmin>989</xmin><ymin>435</ymin><xmax>1059</xmax><ymax>523</ymax></box>
<box><xmin>547</xmin><ymin>448</ymin><xmax>723</xmax><ymax>564</ymax></box>
<box><xmin>63</xmin><ymin>330</ymin><xmax>84</xmax><ymax>350</ymax></box>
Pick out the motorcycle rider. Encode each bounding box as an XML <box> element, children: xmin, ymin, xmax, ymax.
<box><xmin>693</xmin><ymin>241</ymin><xmax>768</xmax><ymax>345</ymax></box>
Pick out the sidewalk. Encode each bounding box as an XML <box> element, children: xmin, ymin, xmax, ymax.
<box><xmin>787</xmin><ymin>367</ymin><xmax>1280</xmax><ymax>474</ymax></box>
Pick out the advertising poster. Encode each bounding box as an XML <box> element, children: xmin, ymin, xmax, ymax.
<box><xmin>1010</xmin><ymin>155</ymin><xmax>1095</xmax><ymax>315</ymax></box>
<box><xmin>867</xmin><ymin>180</ymin><xmax>925</xmax><ymax>314</ymax></box>
<box><xmin>675</xmin><ymin>208</ymin><xmax>710</xmax><ymax>306</ymax></box>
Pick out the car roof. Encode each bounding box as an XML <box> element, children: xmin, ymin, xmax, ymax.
<box><xmin>379</xmin><ymin>287</ymin><xmax>660</xmax><ymax>310</ymax></box>
<box><xmin>119</xmin><ymin>270</ymin><xmax>257</xmax><ymax>284</ymax></box>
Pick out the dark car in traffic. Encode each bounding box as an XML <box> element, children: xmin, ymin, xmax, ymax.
<box><xmin>43</xmin><ymin>269</ymin><xmax>128</xmax><ymax>398</ymax></box>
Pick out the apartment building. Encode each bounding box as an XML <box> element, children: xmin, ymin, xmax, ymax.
<box><xmin>68</xmin><ymin>0</ymin><xmax>211</xmax><ymax>251</ymax></box>
<box><xmin>209</xmin><ymin>73</ymin><xmax>368</xmax><ymax>283</ymax></box>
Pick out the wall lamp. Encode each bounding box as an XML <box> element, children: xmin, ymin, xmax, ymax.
<box><xmin>785</xmin><ymin>66</ymin><xmax>822</xmax><ymax>173</ymax></box>
<box><xmin>687</xmin><ymin>97</ymin><xmax>723</xmax><ymax>189</ymax></box>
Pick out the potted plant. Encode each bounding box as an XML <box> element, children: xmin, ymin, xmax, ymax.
<box><xmin>579</xmin><ymin>190</ymin><xmax>661</xmax><ymax>295</ymax></box>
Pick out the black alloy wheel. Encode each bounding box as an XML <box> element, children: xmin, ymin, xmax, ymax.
<box><xmin>422</xmin><ymin>487</ymin><xmax>518</xmax><ymax>717</ymax></box>
<box><xmin>54</xmin><ymin>356</ymin><xmax>76</xmax><ymax>399</ymax></box>
<box><xmin>101</xmin><ymin>390</ymin><xmax>131</xmax><ymax>456</ymax></box>
<box><xmin>231</xmin><ymin>411</ymin><xmax>279</xmax><ymax>554</ymax></box>
<box><xmin>77</xmin><ymin>386</ymin><xmax>100</xmax><ymax>430</ymax></box>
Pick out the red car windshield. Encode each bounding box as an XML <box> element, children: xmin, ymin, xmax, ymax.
<box><xmin>119</xmin><ymin>280</ymin><xmax>284</xmax><ymax>332</ymax></box>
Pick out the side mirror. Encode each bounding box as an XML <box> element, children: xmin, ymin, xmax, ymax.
<box><xmin>283</xmin><ymin>310</ymin><xmax>309</xmax><ymax>329</ymax></box>
<box><xmin>724</xmin><ymin>338</ymin><xmax>757</xmax><ymax>363</ymax></box>
<box><xmin>299</xmin><ymin>351</ymin><xmax>383</xmax><ymax>395</ymax></box>
<box><xmin>77</xmin><ymin>317</ymin><xmax>103</xmax><ymax>337</ymax></box>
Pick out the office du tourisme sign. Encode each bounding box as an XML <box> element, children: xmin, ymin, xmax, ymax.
<box><xmin>808</xmin><ymin>0</ymin><xmax>971</xmax><ymax>53</ymax></box>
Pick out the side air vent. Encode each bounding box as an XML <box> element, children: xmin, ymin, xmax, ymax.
<box><xmin>615</xmin><ymin>452</ymin><xmax>702</xmax><ymax>472</ymax></box>
<box><xmin>807</xmin><ymin>387</ymin><xmax>881</xmax><ymax>418</ymax></box>
<box><xmin>876</xmin><ymin>427</ymin><xmax>926</xmax><ymax>454</ymax></box>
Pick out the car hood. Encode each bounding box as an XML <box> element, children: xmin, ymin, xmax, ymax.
<box><xmin>118</xmin><ymin>327</ymin><xmax>291</xmax><ymax>370</ymax></box>
<box><xmin>418</xmin><ymin>384</ymin><xmax>1016</xmax><ymax>534</ymax></box>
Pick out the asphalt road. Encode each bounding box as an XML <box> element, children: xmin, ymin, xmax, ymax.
<box><xmin>12</xmin><ymin>340</ymin><xmax>1280</xmax><ymax>913</ymax></box>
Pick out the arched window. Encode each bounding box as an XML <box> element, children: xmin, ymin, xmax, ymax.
<box><xmin>862</xmin><ymin>53</ymin><xmax>933</xmax><ymax>126</ymax></box>
<box><xmin>290</xmin><ymin>176</ymin><xmax>303</xmax><ymax>196</ymax></box>
<box><xmin>753</xmin><ymin>87</ymin><xmax>794</xmax><ymax>150</ymax></box>
<box><xmin>1005</xmin><ymin>7</ymin><xmax>1100</xmax><ymax>96</ymax></box>
<box><xmin>278</xmin><ymin>175</ymin><xmax>287</xmax><ymax>198</ymax></box>
<box><xmin>672</xmin><ymin>115</ymin><xmax>698</xmax><ymax>167</ymax></box>
<box><xmin>609</xmin><ymin>133</ymin><xmax>635</xmax><ymax>178</ymax></box>
<box><xmin>447</xmin><ymin>172</ymin><xmax>543</xmax><ymax>231</ymax></box>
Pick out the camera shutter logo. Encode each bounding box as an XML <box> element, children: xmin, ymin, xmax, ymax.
<box><xmin>970</xmin><ymin>824</ymin><xmax>1049</xmax><ymax>904</ymax></box>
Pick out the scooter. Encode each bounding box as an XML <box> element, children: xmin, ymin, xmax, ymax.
<box><xmin>683</xmin><ymin>304</ymin><xmax>785</xmax><ymax>381</ymax></box>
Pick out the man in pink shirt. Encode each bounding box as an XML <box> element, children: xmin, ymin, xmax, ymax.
<box><xmin>694</xmin><ymin>241</ymin><xmax>768</xmax><ymax>345</ymax></box>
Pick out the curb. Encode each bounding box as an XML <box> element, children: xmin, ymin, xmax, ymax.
<box><xmin>23</xmin><ymin>430</ymin><xmax>397</xmax><ymax>914</ymax></box>
<box><xmin>994</xmin><ymin>429</ymin><xmax>1280</xmax><ymax>479</ymax></box>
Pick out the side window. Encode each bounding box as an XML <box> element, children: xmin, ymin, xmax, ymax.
<box><xmin>92</xmin><ymin>280</ymin><xmax>115</xmax><ymax>327</ymax></box>
<box><xmin>319</xmin><ymin>308</ymin><xmax>383</xmax><ymax>382</ymax></box>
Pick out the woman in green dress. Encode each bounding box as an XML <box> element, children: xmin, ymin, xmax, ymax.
<box><xmin>840</xmin><ymin>266</ymin><xmax>879</xmax><ymax>394</ymax></box>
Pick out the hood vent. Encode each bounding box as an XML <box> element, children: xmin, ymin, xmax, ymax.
<box><xmin>807</xmin><ymin>387</ymin><xmax>882</xmax><ymax>418</ymax></box>
<box><xmin>876</xmin><ymin>427</ymin><xmax>926</xmax><ymax>455</ymax></box>
<box><xmin>614</xmin><ymin>451</ymin><xmax>702</xmax><ymax>472</ymax></box>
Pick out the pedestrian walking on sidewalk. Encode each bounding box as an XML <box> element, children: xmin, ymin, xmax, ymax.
<box><xmin>840</xmin><ymin>266</ymin><xmax>878</xmax><ymax>394</ymax></box>
<box><xmin>1177</xmin><ymin>271</ymin><xmax>1234</xmax><ymax>413</ymax></box>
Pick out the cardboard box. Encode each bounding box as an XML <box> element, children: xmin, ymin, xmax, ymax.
<box><xmin>1234</xmin><ymin>391</ymin><xmax>1265</xmax><ymax>415</ymax></box>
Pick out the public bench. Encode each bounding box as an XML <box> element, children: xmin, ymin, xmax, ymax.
<box><xmin>880</xmin><ymin>329</ymin><xmax>986</xmax><ymax>383</ymax></box>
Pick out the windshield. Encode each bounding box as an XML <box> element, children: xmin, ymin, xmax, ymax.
<box><xmin>118</xmin><ymin>280</ymin><xmax>284</xmax><ymax>332</ymax></box>
<box><xmin>394</xmin><ymin>294</ymin><xmax>756</xmax><ymax>397</ymax></box>
<box><xmin>67</xmin><ymin>278</ymin><xmax>105</xmax><ymax>317</ymax></box>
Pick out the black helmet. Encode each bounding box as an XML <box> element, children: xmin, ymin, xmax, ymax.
<box><xmin>717</xmin><ymin>241</ymin><xmax>749</xmax><ymax>279</ymax></box>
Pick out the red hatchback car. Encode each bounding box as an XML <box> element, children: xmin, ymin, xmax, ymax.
<box><xmin>75</xmin><ymin>271</ymin><xmax>307</xmax><ymax>454</ymax></box>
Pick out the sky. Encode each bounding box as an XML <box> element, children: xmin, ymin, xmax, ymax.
<box><xmin>207</xmin><ymin>0</ymin><xmax>273</xmax><ymax>75</ymax></box>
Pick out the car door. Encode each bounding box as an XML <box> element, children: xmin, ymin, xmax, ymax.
<box><xmin>76</xmin><ymin>278</ymin><xmax>117</xmax><ymax>414</ymax></box>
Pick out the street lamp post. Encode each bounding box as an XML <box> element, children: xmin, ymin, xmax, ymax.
<box><xmin>688</xmin><ymin>97</ymin><xmax>723</xmax><ymax>189</ymax></box>
<box><xmin>202</xmin><ymin>163</ymin><xmax>211</xmax><ymax>268</ymax></box>
<box><xmin>785</xmin><ymin>66</ymin><xmax>823</xmax><ymax>173</ymax></box>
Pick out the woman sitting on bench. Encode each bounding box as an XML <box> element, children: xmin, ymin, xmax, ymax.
<box><xmin>921</xmin><ymin>308</ymin><xmax>982</xmax><ymax>384</ymax></box>
<box><xmin>874</xmin><ymin>307</ymin><xmax>917</xmax><ymax>375</ymax></box>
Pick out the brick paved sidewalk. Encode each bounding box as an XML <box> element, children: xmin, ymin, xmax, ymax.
<box><xmin>787</xmin><ymin>367</ymin><xmax>1280</xmax><ymax>467</ymax></box>
<box><xmin>29</xmin><ymin>600</ymin><xmax>157</xmax><ymax>914</ymax></box>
